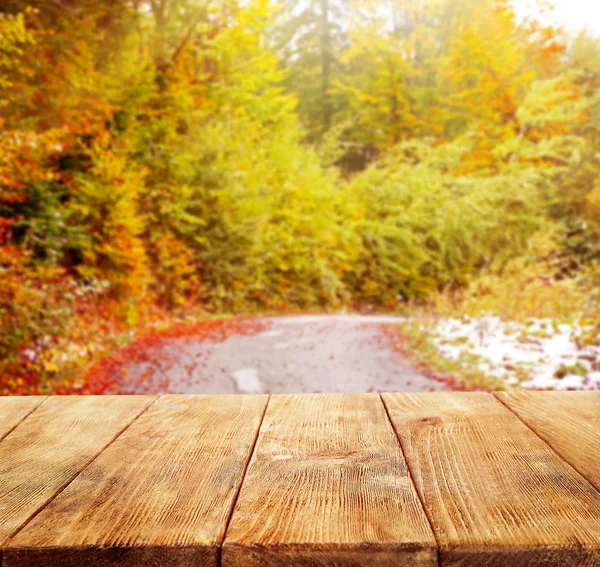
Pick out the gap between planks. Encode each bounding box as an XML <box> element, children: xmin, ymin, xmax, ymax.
<box><xmin>222</xmin><ymin>393</ymin><xmax>438</xmax><ymax>567</ymax></box>
<box><xmin>493</xmin><ymin>392</ymin><xmax>600</xmax><ymax>495</ymax></box>
<box><xmin>1</xmin><ymin>396</ymin><xmax>160</xmax><ymax>561</ymax></box>
<box><xmin>383</xmin><ymin>392</ymin><xmax>600</xmax><ymax>567</ymax></box>
<box><xmin>1</xmin><ymin>395</ymin><xmax>272</xmax><ymax>567</ymax></box>
<box><xmin>380</xmin><ymin>394</ymin><xmax>442</xmax><ymax>567</ymax></box>
<box><xmin>216</xmin><ymin>395</ymin><xmax>272</xmax><ymax>567</ymax></box>
<box><xmin>219</xmin><ymin>393</ymin><xmax>442</xmax><ymax>567</ymax></box>
<box><xmin>378</xmin><ymin>391</ymin><xmax>600</xmax><ymax>567</ymax></box>
<box><xmin>0</xmin><ymin>397</ymin><xmax>47</xmax><ymax>445</ymax></box>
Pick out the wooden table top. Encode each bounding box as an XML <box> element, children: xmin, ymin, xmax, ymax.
<box><xmin>0</xmin><ymin>392</ymin><xmax>599</xmax><ymax>566</ymax></box>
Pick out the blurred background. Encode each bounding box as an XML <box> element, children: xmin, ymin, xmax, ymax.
<box><xmin>1</xmin><ymin>0</ymin><xmax>599</xmax><ymax>395</ymax></box>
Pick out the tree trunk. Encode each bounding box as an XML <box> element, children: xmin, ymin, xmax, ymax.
<box><xmin>319</xmin><ymin>0</ymin><xmax>332</xmax><ymax>133</ymax></box>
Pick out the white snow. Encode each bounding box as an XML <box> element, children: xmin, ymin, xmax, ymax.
<box><xmin>230</xmin><ymin>368</ymin><xmax>263</xmax><ymax>394</ymax></box>
<box><xmin>425</xmin><ymin>316</ymin><xmax>600</xmax><ymax>390</ymax></box>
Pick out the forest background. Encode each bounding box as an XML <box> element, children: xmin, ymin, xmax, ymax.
<box><xmin>2</xmin><ymin>0</ymin><xmax>600</xmax><ymax>393</ymax></box>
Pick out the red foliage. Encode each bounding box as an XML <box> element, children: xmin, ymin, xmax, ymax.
<box><xmin>57</xmin><ymin>317</ymin><xmax>268</xmax><ymax>395</ymax></box>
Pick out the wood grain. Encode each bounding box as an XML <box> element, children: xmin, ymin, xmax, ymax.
<box><xmin>5</xmin><ymin>394</ymin><xmax>268</xmax><ymax>567</ymax></box>
<box><xmin>223</xmin><ymin>393</ymin><xmax>437</xmax><ymax>567</ymax></box>
<box><xmin>497</xmin><ymin>391</ymin><xmax>600</xmax><ymax>492</ymax></box>
<box><xmin>383</xmin><ymin>392</ymin><xmax>600</xmax><ymax>567</ymax></box>
<box><xmin>0</xmin><ymin>396</ymin><xmax>154</xmax><ymax>557</ymax></box>
<box><xmin>0</xmin><ymin>396</ymin><xmax>46</xmax><ymax>442</ymax></box>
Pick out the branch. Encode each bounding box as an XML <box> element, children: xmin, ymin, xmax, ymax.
<box><xmin>171</xmin><ymin>11</ymin><xmax>206</xmax><ymax>63</ymax></box>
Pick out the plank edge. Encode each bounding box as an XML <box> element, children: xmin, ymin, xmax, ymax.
<box><xmin>218</xmin><ymin>394</ymin><xmax>271</xmax><ymax>548</ymax></box>
<box><xmin>493</xmin><ymin>391</ymin><xmax>600</xmax><ymax>495</ymax></box>
<box><xmin>441</xmin><ymin>541</ymin><xmax>600</xmax><ymax>566</ymax></box>
<box><xmin>222</xmin><ymin>540</ymin><xmax>439</xmax><ymax>567</ymax></box>
<box><xmin>1</xmin><ymin>395</ymin><xmax>159</xmax><ymax>552</ymax></box>
<box><xmin>379</xmin><ymin>393</ymin><xmax>442</xmax><ymax>561</ymax></box>
<box><xmin>2</xmin><ymin>543</ymin><xmax>219</xmax><ymax>567</ymax></box>
<box><xmin>0</xmin><ymin>397</ymin><xmax>48</xmax><ymax>445</ymax></box>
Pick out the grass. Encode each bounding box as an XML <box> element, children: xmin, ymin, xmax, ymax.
<box><xmin>383</xmin><ymin>321</ymin><xmax>508</xmax><ymax>391</ymax></box>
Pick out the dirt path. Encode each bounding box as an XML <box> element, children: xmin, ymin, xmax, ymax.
<box><xmin>108</xmin><ymin>315</ymin><xmax>448</xmax><ymax>394</ymax></box>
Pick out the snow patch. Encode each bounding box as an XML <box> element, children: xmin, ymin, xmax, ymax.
<box><xmin>230</xmin><ymin>368</ymin><xmax>263</xmax><ymax>394</ymax></box>
<box><xmin>427</xmin><ymin>316</ymin><xmax>600</xmax><ymax>390</ymax></box>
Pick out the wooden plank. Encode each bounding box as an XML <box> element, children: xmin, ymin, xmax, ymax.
<box><xmin>5</xmin><ymin>394</ymin><xmax>268</xmax><ymax>567</ymax></box>
<box><xmin>0</xmin><ymin>397</ymin><xmax>46</xmax><ymax>442</ymax></box>
<box><xmin>383</xmin><ymin>392</ymin><xmax>600</xmax><ymax>567</ymax></box>
<box><xmin>223</xmin><ymin>393</ymin><xmax>438</xmax><ymax>567</ymax></box>
<box><xmin>497</xmin><ymin>391</ymin><xmax>600</xmax><ymax>492</ymax></box>
<box><xmin>0</xmin><ymin>395</ymin><xmax>154</xmax><ymax>557</ymax></box>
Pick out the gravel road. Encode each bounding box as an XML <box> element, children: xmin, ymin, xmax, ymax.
<box><xmin>109</xmin><ymin>315</ymin><xmax>448</xmax><ymax>394</ymax></box>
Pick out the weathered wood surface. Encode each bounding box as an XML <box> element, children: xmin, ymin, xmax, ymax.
<box><xmin>382</xmin><ymin>392</ymin><xmax>600</xmax><ymax>567</ymax></box>
<box><xmin>5</xmin><ymin>395</ymin><xmax>268</xmax><ymax>567</ymax></box>
<box><xmin>223</xmin><ymin>393</ymin><xmax>438</xmax><ymax>567</ymax></box>
<box><xmin>0</xmin><ymin>396</ymin><xmax>154</xmax><ymax>556</ymax></box>
<box><xmin>0</xmin><ymin>396</ymin><xmax>45</xmax><ymax>442</ymax></box>
<box><xmin>497</xmin><ymin>391</ymin><xmax>600</xmax><ymax>492</ymax></box>
<box><xmin>1</xmin><ymin>392</ymin><xmax>600</xmax><ymax>567</ymax></box>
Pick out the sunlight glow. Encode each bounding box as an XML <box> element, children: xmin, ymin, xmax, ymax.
<box><xmin>514</xmin><ymin>0</ymin><xmax>600</xmax><ymax>35</ymax></box>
